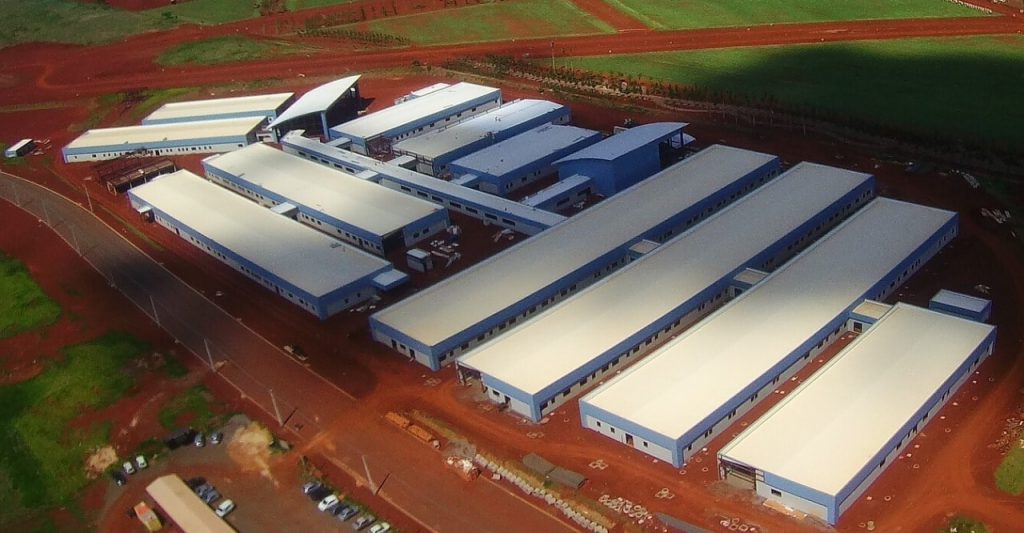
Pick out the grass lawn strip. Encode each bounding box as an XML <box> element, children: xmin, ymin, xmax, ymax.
<box><xmin>0</xmin><ymin>252</ymin><xmax>61</xmax><ymax>339</ymax></box>
<box><xmin>349</xmin><ymin>0</ymin><xmax>614</xmax><ymax>45</ymax></box>
<box><xmin>157</xmin><ymin>35</ymin><xmax>318</xmax><ymax>66</ymax></box>
<box><xmin>602</xmin><ymin>0</ymin><xmax>986</xmax><ymax>31</ymax></box>
<box><xmin>0</xmin><ymin>333</ymin><xmax>147</xmax><ymax>528</ymax></box>
<box><xmin>562</xmin><ymin>35</ymin><xmax>1024</xmax><ymax>148</ymax></box>
<box><xmin>995</xmin><ymin>445</ymin><xmax>1024</xmax><ymax>496</ymax></box>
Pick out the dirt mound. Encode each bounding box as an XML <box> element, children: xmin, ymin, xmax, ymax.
<box><xmin>84</xmin><ymin>446</ymin><xmax>118</xmax><ymax>479</ymax></box>
<box><xmin>227</xmin><ymin>421</ymin><xmax>276</xmax><ymax>485</ymax></box>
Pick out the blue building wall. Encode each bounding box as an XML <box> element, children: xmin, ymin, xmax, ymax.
<box><xmin>374</xmin><ymin>157</ymin><xmax>782</xmax><ymax>371</ymax></box>
<box><xmin>929</xmin><ymin>299</ymin><xmax>992</xmax><ymax>322</ymax></box>
<box><xmin>63</xmin><ymin>131</ymin><xmax>258</xmax><ymax>162</ymax></box>
<box><xmin>126</xmin><ymin>191</ymin><xmax>387</xmax><ymax>320</ymax></box>
<box><xmin>558</xmin><ymin>146</ymin><xmax>661</xmax><ymax>197</ymax></box>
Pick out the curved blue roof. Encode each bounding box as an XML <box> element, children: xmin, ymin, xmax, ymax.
<box><xmin>554</xmin><ymin>122</ymin><xmax>687</xmax><ymax>164</ymax></box>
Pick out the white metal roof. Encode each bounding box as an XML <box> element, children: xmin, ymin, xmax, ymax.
<box><xmin>931</xmin><ymin>289</ymin><xmax>990</xmax><ymax>314</ymax></box>
<box><xmin>333</xmin><ymin>82</ymin><xmax>499</xmax><ymax>139</ymax></box>
<box><xmin>449</xmin><ymin>124</ymin><xmax>600</xmax><ymax>179</ymax></box>
<box><xmin>143</xmin><ymin>92</ymin><xmax>294</xmax><ymax>123</ymax></box>
<box><xmin>65</xmin><ymin>116</ymin><xmax>264</xmax><ymax>150</ymax></box>
<box><xmin>392</xmin><ymin>99</ymin><xmax>566</xmax><ymax>159</ymax></box>
<box><xmin>458</xmin><ymin>163</ymin><xmax>872</xmax><ymax>395</ymax></box>
<box><xmin>146</xmin><ymin>475</ymin><xmax>234</xmax><ymax>533</ymax></box>
<box><xmin>719</xmin><ymin>303</ymin><xmax>993</xmax><ymax>497</ymax></box>
<box><xmin>268</xmin><ymin>75</ymin><xmax>361</xmax><ymax>128</ymax></box>
<box><xmin>582</xmin><ymin>198</ymin><xmax>956</xmax><ymax>441</ymax></box>
<box><xmin>372</xmin><ymin>145</ymin><xmax>779</xmax><ymax>348</ymax></box>
<box><xmin>129</xmin><ymin>170</ymin><xmax>389</xmax><ymax>297</ymax></box>
<box><xmin>205</xmin><ymin>143</ymin><xmax>442</xmax><ymax>237</ymax></box>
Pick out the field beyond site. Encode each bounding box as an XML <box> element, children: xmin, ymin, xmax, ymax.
<box><xmin>345</xmin><ymin>0</ymin><xmax>615</xmax><ymax>45</ymax></box>
<box><xmin>602</xmin><ymin>0</ymin><xmax>987</xmax><ymax>30</ymax></box>
<box><xmin>560</xmin><ymin>35</ymin><xmax>1024</xmax><ymax>148</ymax></box>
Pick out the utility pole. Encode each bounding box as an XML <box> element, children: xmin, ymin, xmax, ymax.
<box><xmin>84</xmin><ymin>183</ymin><xmax>93</xmax><ymax>212</ymax></box>
<box><xmin>204</xmin><ymin>338</ymin><xmax>215</xmax><ymax>370</ymax></box>
<box><xmin>269</xmin><ymin>388</ymin><xmax>283</xmax><ymax>426</ymax></box>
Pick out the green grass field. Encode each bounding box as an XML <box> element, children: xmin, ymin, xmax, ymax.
<box><xmin>561</xmin><ymin>35</ymin><xmax>1024</xmax><ymax>148</ymax></box>
<box><xmin>995</xmin><ymin>445</ymin><xmax>1024</xmax><ymax>495</ymax></box>
<box><xmin>156</xmin><ymin>35</ymin><xmax>317</xmax><ymax>66</ymax></box>
<box><xmin>0</xmin><ymin>252</ymin><xmax>60</xmax><ymax>339</ymax></box>
<box><xmin>348</xmin><ymin>0</ymin><xmax>614</xmax><ymax>45</ymax></box>
<box><xmin>603</xmin><ymin>0</ymin><xmax>986</xmax><ymax>30</ymax></box>
<box><xmin>0</xmin><ymin>333</ymin><xmax>147</xmax><ymax>528</ymax></box>
<box><xmin>159</xmin><ymin>385</ymin><xmax>225</xmax><ymax>431</ymax></box>
<box><xmin>287</xmin><ymin>0</ymin><xmax>357</xmax><ymax>9</ymax></box>
<box><xmin>940</xmin><ymin>515</ymin><xmax>988</xmax><ymax>533</ymax></box>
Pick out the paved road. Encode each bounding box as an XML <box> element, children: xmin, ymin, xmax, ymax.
<box><xmin>0</xmin><ymin>172</ymin><xmax>572</xmax><ymax>533</ymax></box>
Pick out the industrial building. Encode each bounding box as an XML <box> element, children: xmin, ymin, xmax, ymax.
<box><xmin>370</xmin><ymin>145</ymin><xmax>781</xmax><ymax>370</ymax></box>
<box><xmin>579</xmin><ymin>198</ymin><xmax>958</xmax><ymax>467</ymax></box>
<box><xmin>520</xmin><ymin>174</ymin><xmax>594</xmax><ymax>212</ymax></box>
<box><xmin>392</xmin><ymin>99</ymin><xmax>570</xmax><ymax>176</ymax></box>
<box><xmin>128</xmin><ymin>170</ymin><xmax>402</xmax><ymax>319</ymax></box>
<box><xmin>329</xmin><ymin>82</ymin><xmax>501</xmax><ymax>156</ymax></box>
<box><xmin>142</xmin><ymin>92</ymin><xmax>295</xmax><ymax>125</ymax></box>
<box><xmin>147</xmin><ymin>474</ymin><xmax>233</xmax><ymax>533</ymax></box>
<box><xmin>62</xmin><ymin>117</ymin><xmax>264</xmax><ymax>163</ymax></box>
<box><xmin>268</xmin><ymin>75</ymin><xmax>361</xmax><ymax>139</ymax></box>
<box><xmin>446</xmin><ymin>124</ymin><xmax>603</xmax><ymax>196</ymax></box>
<box><xmin>203</xmin><ymin>143</ymin><xmax>448</xmax><ymax>255</ymax></box>
<box><xmin>280</xmin><ymin>132</ymin><xmax>565</xmax><ymax>235</ymax></box>
<box><xmin>718</xmin><ymin>303</ymin><xmax>995</xmax><ymax>524</ymax></box>
<box><xmin>458</xmin><ymin>163</ymin><xmax>875</xmax><ymax>421</ymax></box>
<box><xmin>553</xmin><ymin>123</ymin><xmax>691</xmax><ymax>196</ymax></box>
<box><xmin>5</xmin><ymin>138</ymin><xmax>35</xmax><ymax>158</ymax></box>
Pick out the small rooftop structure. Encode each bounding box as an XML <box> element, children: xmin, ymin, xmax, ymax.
<box><xmin>553</xmin><ymin>122</ymin><xmax>690</xmax><ymax>195</ymax></box>
<box><xmin>929</xmin><ymin>289</ymin><xmax>992</xmax><ymax>322</ymax></box>
<box><xmin>719</xmin><ymin>303</ymin><xmax>995</xmax><ymax>524</ymax></box>
<box><xmin>142</xmin><ymin>92</ymin><xmax>295</xmax><ymax>125</ymax></box>
<box><xmin>447</xmin><ymin>124</ymin><xmax>602</xmax><ymax>196</ymax></box>
<box><xmin>268</xmin><ymin>75</ymin><xmax>361</xmax><ymax>137</ymax></box>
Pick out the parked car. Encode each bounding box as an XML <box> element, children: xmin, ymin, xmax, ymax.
<box><xmin>302</xmin><ymin>481</ymin><xmax>322</xmax><ymax>495</ymax></box>
<box><xmin>337</xmin><ymin>505</ymin><xmax>358</xmax><ymax>521</ymax></box>
<box><xmin>186</xmin><ymin>477</ymin><xmax>206</xmax><ymax>490</ymax></box>
<box><xmin>165</xmin><ymin>427</ymin><xmax>196</xmax><ymax>449</ymax></box>
<box><xmin>369</xmin><ymin>523</ymin><xmax>391</xmax><ymax>533</ymax></box>
<box><xmin>194</xmin><ymin>483</ymin><xmax>214</xmax><ymax>497</ymax></box>
<box><xmin>194</xmin><ymin>432</ymin><xmax>206</xmax><ymax>447</ymax></box>
<box><xmin>317</xmin><ymin>494</ymin><xmax>339</xmax><ymax>512</ymax></box>
<box><xmin>353</xmin><ymin>515</ymin><xmax>376</xmax><ymax>530</ymax></box>
<box><xmin>308</xmin><ymin>486</ymin><xmax>331</xmax><ymax>502</ymax></box>
<box><xmin>210</xmin><ymin>432</ymin><xmax>223</xmax><ymax>445</ymax></box>
<box><xmin>111</xmin><ymin>470</ymin><xmax>128</xmax><ymax>486</ymax></box>
<box><xmin>201</xmin><ymin>488</ymin><xmax>221</xmax><ymax>505</ymax></box>
<box><xmin>122</xmin><ymin>461</ymin><xmax>135</xmax><ymax>475</ymax></box>
<box><xmin>135</xmin><ymin>455</ymin><xmax>148</xmax><ymax>469</ymax></box>
<box><xmin>215</xmin><ymin>499</ymin><xmax>235</xmax><ymax>517</ymax></box>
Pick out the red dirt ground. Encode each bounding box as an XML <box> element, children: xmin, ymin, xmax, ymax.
<box><xmin>569</xmin><ymin>0</ymin><xmax>649</xmax><ymax>32</ymax></box>
<box><xmin>3</xmin><ymin>5</ymin><xmax>1024</xmax><ymax>531</ymax></box>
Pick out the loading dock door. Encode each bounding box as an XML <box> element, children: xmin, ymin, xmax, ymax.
<box><xmin>722</xmin><ymin>460</ymin><xmax>757</xmax><ymax>490</ymax></box>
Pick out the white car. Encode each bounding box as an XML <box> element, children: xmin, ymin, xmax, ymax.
<box><xmin>135</xmin><ymin>455</ymin><xmax>148</xmax><ymax>469</ymax></box>
<box><xmin>215</xmin><ymin>499</ymin><xmax>235</xmax><ymax>517</ymax></box>
<box><xmin>122</xmin><ymin>461</ymin><xmax>135</xmax><ymax>475</ymax></box>
<box><xmin>317</xmin><ymin>494</ymin><xmax>339</xmax><ymax>512</ymax></box>
<box><xmin>369</xmin><ymin>523</ymin><xmax>391</xmax><ymax>533</ymax></box>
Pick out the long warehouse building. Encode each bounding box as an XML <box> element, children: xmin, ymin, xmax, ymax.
<box><xmin>203</xmin><ymin>143</ymin><xmax>448</xmax><ymax>255</ymax></box>
<box><xmin>330</xmin><ymin>82</ymin><xmax>501</xmax><ymax>155</ymax></box>
<box><xmin>370</xmin><ymin>145</ymin><xmax>782</xmax><ymax>370</ymax></box>
<box><xmin>392</xmin><ymin>99</ymin><xmax>570</xmax><ymax>176</ymax></box>
<box><xmin>142</xmin><ymin>92</ymin><xmax>295</xmax><ymax>125</ymax></box>
<box><xmin>579</xmin><ymin>197</ymin><xmax>958</xmax><ymax>467</ymax></box>
<box><xmin>128</xmin><ymin>170</ymin><xmax>403</xmax><ymax>320</ymax></box>
<box><xmin>718</xmin><ymin>303</ymin><xmax>995</xmax><ymax>524</ymax></box>
<box><xmin>63</xmin><ymin>116</ymin><xmax>264</xmax><ymax>163</ymax></box>
<box><xmin>458</xmin><ymin>162</ymin><xmax>875</xmax><ymax>421</ymax></box>
<box><xmin>280</xmin><ymin>131</ymin><xmax>565</xmax><ymax>235</ymax></box>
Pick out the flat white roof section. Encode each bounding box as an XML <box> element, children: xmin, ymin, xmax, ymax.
<box><xmin>142</xmin><ymin>92</ymin><xmax>294</xmax><ymax>124</ymax></box>
<box><xmin>204</xmin><ymin>143</ymin><xmax>442</xmax><ymax>238</ymax></box>
<box><xmin>448</xmin><ymin>124</ymin><xmax>601</xmax><ymax>181</ymax></box>
<box><xmin>719</xmin><ymin>303</ymin><xmax>994</xmax><ymax>524</ymax></box>
<box><xmin>65</xmin><ymin>116</ymin><xmax>264</xmax><ymax>151</ymax></box>
<box><xmin>333</xmin><ymin>82</ymin><xmax>499</xmax><ymax>140</ymax></box>
<box><xmin>392</xmin><ymin>99</ymin><xmax>567</xmax><ymax>160</ymax></box>
<box><xmin>582</xmin><ymin>198</ymin><xmax>957</xmax><ymax>453</ymax></box>
<box><xmin>268</xmin><ymin>75</ymin><xmax>361</xmax><ymax>128</ymax></box>
<box><xmin>129</xmin><ymin>170</ymin><xmax>390</xmax><ymax>297</ymax></box>
<box><xmin>459</xmin><ymin>163</ymin><xmax>873</xmax><ymax>401</ymax></box>
<box><xmin>372</xmin><ymin>145</ymin><xmax>779</xmax><ymax>358</ymax></box>
<box><xmin>929</xmin><ymin>289</ymin><xmax>992</xmax><ymax>322</ymax></box>
<box><xmin>147</xmin><ymin>474</ymin><xmax>234</xmax><ymax>533</ymax></box>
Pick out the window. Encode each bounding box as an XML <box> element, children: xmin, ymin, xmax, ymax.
<box><xmin>770</xmin><ymin>489</ymin><xmax>782</xmax><ymax>497</ymax></box>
